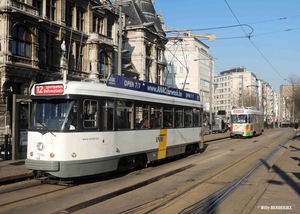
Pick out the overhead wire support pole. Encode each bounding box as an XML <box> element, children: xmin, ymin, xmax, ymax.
<box><xmin>117</xmin><ymin>0</ymin><xmax>122</xmax><ymax>76</ymax></box>
<box><xmin>209</xmin><ymin>58</ymin><xmax>213</xmax><ymax>134</ymax></box>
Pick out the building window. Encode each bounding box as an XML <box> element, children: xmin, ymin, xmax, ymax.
<box><xmin>107</xmin><ymin>22</ymin><xmax>113</xmax><ymax>37</ymax></box>
<box><xmin>11</xmin><ymin>25</ymin><xmax>31</xmax><ymax>58</ymax></box>
<box><xmin>98</xmin><ymin>52</ymin><xmax>108</xmax><ymax>78</ymax></box>
<box><xmin>66</xmin><ymin>2</ymin><xmax>73</xmax><ymax>27</ymax></box>
<box><xmin>93</xmin><ymin>16</ymin><xmax>103</xmax><ymax>33</ymax></box>
<box><xmin>75</xmin><ymin>43</ymin><xmax>82</xmax><ymax>70</ymax></box>
<box><xmin>76</xmin><ymin>9</ymin><xmax>84</xmax><ymax>31</ymax></box>
<box><xmin>45</xmin><ymin>33</ymin><xmax>55</xmax><ymax>65</ymax></box>
<box><xmin>33</xmin><ymin>0</ymin><xmax>42</xmax><ymax>15</ymax></box>
<box><xmin>186</xmin><ymin>54</ymin><xmax>190</xmax><ymax>61</ymax></box>
<box><xmin>46</xmin><ymin>0</ymin><xmax>56</xmax><ymax>21</ymax></box>
<box><xmin>180</xmin><ymin>66</ymin><xmax>183</xmax><ymax>73</ymax></box>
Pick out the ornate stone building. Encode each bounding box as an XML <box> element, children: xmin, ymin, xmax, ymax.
<box><xmin>122</xmin><ymin>0</ymin><xmax>167</xmax><ymax>84</ymax></box>
<box><xmin>0</xmin><ymin>0</ymin><xmax>167</xmax><ymax>158</ymax></box>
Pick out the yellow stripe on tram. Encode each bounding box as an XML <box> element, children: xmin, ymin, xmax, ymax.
<box><xmin>158</xmin><ymin>128</ymin><xmax>168</xmax><ymax>159</ymax></box>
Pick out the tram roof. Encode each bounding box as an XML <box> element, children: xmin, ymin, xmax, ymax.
<box><xmin>31</xmin><ymin>75</ymin><xmax>202</xmax><ymax>108</ymax></box>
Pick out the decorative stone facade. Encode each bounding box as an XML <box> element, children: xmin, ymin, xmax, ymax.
<box><xmin>0</xmin><ymin>0</ymin><xmax>167</xmax><ymax>150</ymax></box>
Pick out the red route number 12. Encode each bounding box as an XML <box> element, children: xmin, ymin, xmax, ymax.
<box><xmin>35</xmin><ymin>84</ymin><xmax>64</xmax><ymax>95</ymax></box>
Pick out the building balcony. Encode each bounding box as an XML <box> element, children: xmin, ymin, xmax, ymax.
<box><xmin>87</xmin><ymin>33</ymin><xmax>113</xmax><ymax>45</ymax></box>
<box><xmin>11</xmin><ymin>1</ymin><xmax>39</xmax><ymax>16</ymax></box>
<box><xmin>12</xmin><ymin>56</ymin><xmax>32</xmax><ymax>65</ymax></box>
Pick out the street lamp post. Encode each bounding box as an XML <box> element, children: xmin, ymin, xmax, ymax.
<box><xmin>209</xmin><ymin>58</ymin><xmax>213</xmax><ymax>134</ymax></box>
<box><xmin>200</xmin><ymin>90</ymin><xmax>204</xmax><ymax>149</ymax></box>
<box><xmin>117</xmin><ymin>1</ymin><xmax>122</xmax><ymax>76</ymax></box>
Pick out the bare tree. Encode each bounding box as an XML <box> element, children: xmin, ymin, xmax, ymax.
<box><xmin>243</xmin><ymin>89</ymin><xmax>257</xmax><ymax>107</ymax></box>
<box><xmin>286</xmin><ymin>73</ymin><xmax>300</xmax><ymax>122</ymax></box>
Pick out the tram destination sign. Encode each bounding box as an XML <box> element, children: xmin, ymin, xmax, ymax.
<box><xmin>106</xmin><ymin>74</ymin><xmax>200</xmax><ymax>101</ymax></box>
<box><xmin>34</xmin><ymin>84</ymin><xmax>64</xmax><ymax>95</ymax></box>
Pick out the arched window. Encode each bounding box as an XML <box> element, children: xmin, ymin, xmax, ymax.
<box><xmin>98</xmin><ymin>52</ymin><xmax>108</xmax><ymax>77</ymax></box>
<box><xmin>11</xmin><ymin>25</ymin><xmax>31</xmax><ymax>58</ymax></box>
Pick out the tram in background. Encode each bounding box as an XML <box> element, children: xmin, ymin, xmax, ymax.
<box><xmin>25</xmin><ymin>74</ymin><xmax>203</xmax><ymax>179</ymax></box>
<box><xmin>230</xmin><ymin>107</ymin><xmax>264</xmax><ymax>138</ymax></box>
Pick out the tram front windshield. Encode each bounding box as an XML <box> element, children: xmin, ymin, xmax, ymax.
<box><xmin>231</xmin><ymin>114</ymin><xmax>248</xmax><ymax>123</ymax></box>
<box><xmin>30</xmin><ymin>99</ymin><xmax>77</xmax><ymax>131</ymax></box>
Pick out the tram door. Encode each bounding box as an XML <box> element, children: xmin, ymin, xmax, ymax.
<box><xmin>12</xmin><ymin>94</ymin><xmax>31</xmax><ymax>160</ymax></box>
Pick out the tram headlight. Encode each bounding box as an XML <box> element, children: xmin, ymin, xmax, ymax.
<box><xmin>50</xmin><ymin>153</ymin><xmax>55</xmax><ymax>158</ymax></box>
<box><xmin>30</xmin><ymin>152</ymin><xmax>34</xmax><ymax>156</ymax></box>
<box><xmin>71</xmin><ymin>152</ymin><xmax>77</xmax><ymax>158</ymax></box>
<box><xmin>36</xmin><ymin>142</ymin><xmax>44</xmax><ymax>151</ymax></box>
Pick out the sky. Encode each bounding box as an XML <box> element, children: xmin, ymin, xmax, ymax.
<box><xmin>153</xmin><ymin>0</ymin><xmax>300</xmax><ymax>92</ymax></box>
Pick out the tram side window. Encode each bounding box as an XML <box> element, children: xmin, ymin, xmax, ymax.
<box><xmin>102</xmin><ymin>100</ymin><xmax>114</xmax><ymax>130</ymax></box>
<box><xmin>150</xmin><ymin>105</ymin><xmax>162</xmax><ymax>129</ymax></box>
<box><xmin>83</xmin><ymin>99</ymin><xmax>98</xmax><ymax>128</ymax></box>
<box><xmin>185</xmin><ymin>108</ymin><xmax>193</xmax><ymax>127</ymax></box>
<box><xmin>193</xmin><ymin>108</ymin><xmax>200</xmax><ymax>127</ymax></box>
<box><xmin>175</xmin><ymin>107</ymin><xmax>184</xmax><ymax>127</ymax></box>
<box><xmin>164</xmin><ymin>106</ymin><xmax>173</xmax><ymax>127</ymax></box>
<box><xmin>136</xmin><ymin>103</ymin><xmax>149</xmax><ymax>129</ymax></box>
<box><xmin>116</xmin><ymin>100</ymin><xmax>133</xmax><ymax>130</ymax></box>
<box><xmin>248</xmin><ymin>114</ymin><xmax>253</xmax><ymax>123</ymax></box>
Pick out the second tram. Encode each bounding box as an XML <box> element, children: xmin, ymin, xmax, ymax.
<box><xmin>230</xmin><ymin>107</ymin><xmax>264</xmax><ymax>138</ymax></box>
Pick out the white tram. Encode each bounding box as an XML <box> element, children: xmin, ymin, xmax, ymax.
<box><xmin>25</xmin><ymin>74</ymin><xmax>203</xmax><ymax>178</ymax></box>
<box><xmin>230</xmin><ymin>107</ymin><xmax>264</xmax><ymax>138</ymax></box>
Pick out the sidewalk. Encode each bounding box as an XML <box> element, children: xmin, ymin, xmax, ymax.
<box><xmin>249</xmin><ymin>132</ymin><xmax>300</xmax><ymax>213</ymax></box>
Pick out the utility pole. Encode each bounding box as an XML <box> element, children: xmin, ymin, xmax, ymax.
<box><xmin>241</xmin><ymin>75</ymin><xmax>244</xmax><ymax>107</ymax></box>
<box><xmin>117</xmin><ymin>0</ymin><xmax>122</xmax><ymax>76</ymax></box>
<box><xmin>200</xmin><ymin>90</ymin><xmax>204</xmax><ymax>149</ymax></box>
<box><xmin>209</xmin><ymin>58</ymin><xmax>213</xmax><ymax>134</ymax></box>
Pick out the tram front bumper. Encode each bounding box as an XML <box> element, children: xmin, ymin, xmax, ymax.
<box><xmin>230</xmin><ymin>131</ymin><xmax>244</xmax><ymax>137</ymax></box>
<box><xmin>25</xmin><ymin>159</ymin><xmax>59</xmax><ymax>172</ymax></box>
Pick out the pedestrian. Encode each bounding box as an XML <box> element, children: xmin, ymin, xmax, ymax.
<box><xmin>221</xmin><ymin>119</ymin><xmax>226</xmax><ymax>133</ymax></box>
<box><xmin>294</xmin><ymin>122</ymin><xmax>299</xmax><ymax>131</ymax></box>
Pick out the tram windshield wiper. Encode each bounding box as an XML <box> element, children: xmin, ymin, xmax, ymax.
<box><xmin>35</xmin><ymin>118</ymin><xmax>56</xmax><ymax>137</ymax></box>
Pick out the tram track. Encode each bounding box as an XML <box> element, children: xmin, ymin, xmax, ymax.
<box><xmin>112</xmin><ymin>131</ymin><xmax>293</xmax><ymax>214</ymax></box>
<box><xmin>180</xmin><ymin>136</ymin><xmax>291</xmax><ymax>214</ymax></box>
<box><xmin>0</xmin><ymin>130</ymin><xmax>293</xmax><ymax>214</ymax></box>
<box><xmin>49</xmin><ymin>132</ymin><xmax>288</xmax><ymax>213</ymax></box>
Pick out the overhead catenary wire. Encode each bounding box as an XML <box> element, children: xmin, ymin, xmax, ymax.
<box><xmin>223</xmin><ymin>0</ymin><xmax>286</xmax><ymax>81</ymax></box>
<box><xmin>165</xmin><ymin>36</ymin><xmax>226</xmax><ymax>80</ymax></box>
<box><xmin>166</xmin><ymin>14</ymin><xmax>300</xmax><ymax>41</ymax></box>
<box><xmin>165</xmin><ymin>14</ymin><xmax>300</xmax><ymax>34</ymax></box>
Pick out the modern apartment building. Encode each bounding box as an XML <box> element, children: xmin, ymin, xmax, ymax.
<box><xmin>261</xmin><ymin>82</ymin><xmax>279</xmax><ymax>124</ymax></box>
<box><xmin>213</xmin><ymin>67</ymin><xmax>279</xmax><ymax>123</ymax></box>
<box><xmin>214</xmin><ymin>67</ymin><xmax>260</xmax><ymax>117</ymax></box>
<box><xmin>164</xmin><ymin>36</ymin><xmax>214</xmax><ymax>112</ymax></box>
